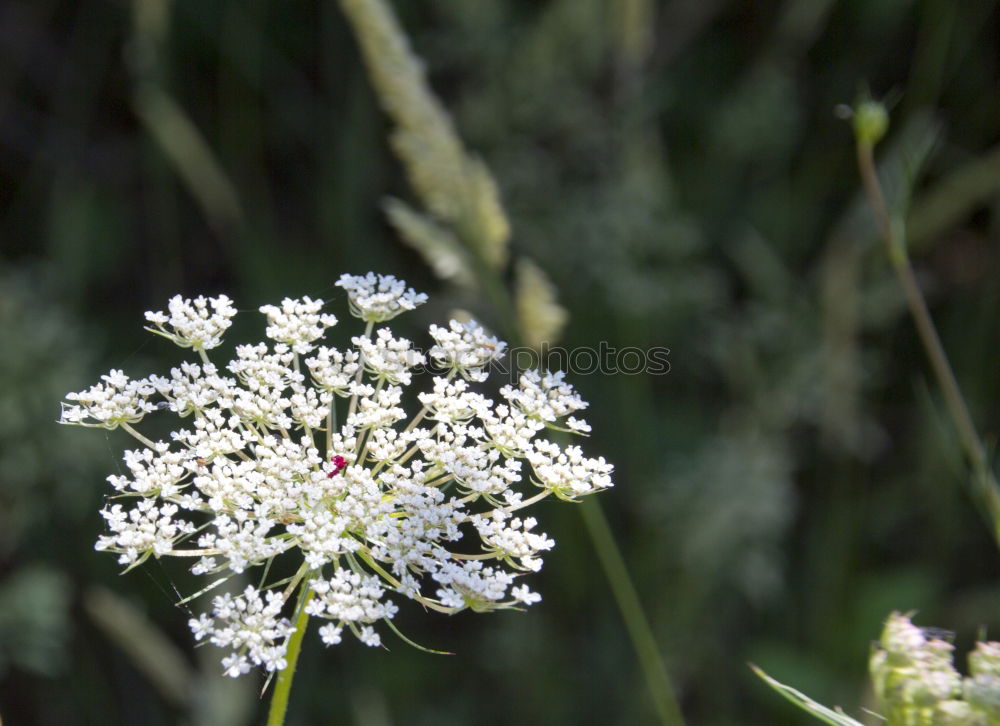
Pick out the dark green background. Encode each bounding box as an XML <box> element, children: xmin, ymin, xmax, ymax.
<box><xmin>2</xmin><ymin>0</ymin><xmax>1000</xmax><ymax>723</ymax></box>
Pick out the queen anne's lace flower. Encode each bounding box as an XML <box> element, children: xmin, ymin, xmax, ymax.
<box><xmin>259</xmin><ymin>297</ymin><xmax>337</xmax><ymax>354</ymax></box>
<box><xmin>336</xmin><ymin>272</ymin><xmax>428</xmax><ymax>323</ymax></box>
<box><xmin>305</xmin><ymin>346</ymin><xmax>361</xmax><ymax>395</ymax></box>
<box><xmin>354</xmin><ymin>329</ymin><xmax>426</xmax><ymax>385</ymax></box>
<box><xmin>144</xmin><ymin>294</ymin><xmax>237</xmax><ymax>351</ymax></box>
<box><xmin>191</xmin><ymin>586</ymin><xmax>295</xmax><ymax>675</ymax></box>
<box><xmin>526</xmin><ymin>441</ymin><xmax>613</xmax><ymax>501</ymax></box>
<box><xmin>59</xmin><ymin>369</ymin><xmax>158</xmax><ymax>429</ymax></box>
<box><xmin>61</xmin><ymin>275</ymin><xmax>613</xmax><ymax>677</ymax></box>
<box><xmin>501</xmin><ymin>369</ymin><xmax>589</xmax><ymax>424</ymax></box>
<box><xmin>429</xmin><ymin>319</ymin><xmax>506</xmax><ymax>381</ymax></box>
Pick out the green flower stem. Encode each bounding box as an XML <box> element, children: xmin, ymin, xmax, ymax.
<box><xmin>266</xmin><ymin>584</ymin><xmax>315</xmax><ymax>726</ymax></box>
<box><xmin>326</xmin><ymin>390</ymin><xmax>337</xmax><ymax>454</ymax></box>
<box><xmin>580</xmin><ymin>499</ymin><xmax>685</xmax><ymax>726</ymax></box>
<box><xmin>856</xmin><ymin>136</ymin><xmax>1000</xmax><ymax>544</ymax></box>
<box><xmin>121</xmin><ymin>422</ymin><xmax>158</xmax><ymax>450</ymax></box>
<box><xmin>347</xmin><ymin>320</ymin><xmax>375</xmax><ymax>421</ymax></box>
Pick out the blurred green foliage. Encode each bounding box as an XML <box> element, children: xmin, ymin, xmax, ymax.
<box><xmin>2</xmin><ymin>0</ymin><xmax>1000</xmax><ymax>724</ymax></box>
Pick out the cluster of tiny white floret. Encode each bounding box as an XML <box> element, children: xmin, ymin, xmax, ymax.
<box><xmin>61</xmin><ymin>273</ymin><xmax>613</xmax><ymax>677</ymax></box>
<box><xmin>144</xmin><ymin>294</ymin><xmax>237</xmax><ymax>351</ymax></box>
<box><xmin>429</xmin><ymin>320</ymin><xmax>509</xmax><ymax>382</ymax></box>
<box><xmin>189</xmin><ymin>586</ymin><xmax>294</xmax><ymax>677</ymax></box>
<box><xmin>259</xmin><ymin>297</ymin><xmax>337</xmax><ymax>354</ymax></box>
<box><xmin>335</xmin><ymin>272</ymin><xmax>428</xmax><ymax>323</ymax></box>
<box><xmin>59</xmin><ymin>369</ymin><xmax>158</xmax><ymax>429</ymax></box>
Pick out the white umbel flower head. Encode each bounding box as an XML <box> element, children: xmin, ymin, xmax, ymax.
<box><xmin>336</xmin><ymin>272</ymin><xmax>428</xmax><ymax>323</ymax></box>
<box><xmin>429</xmin><ymin>319</ymin><xmax>506</xmax><ymax>382</ymax></box>
<box><xmin>59</xmin><ymin>369</ymin><xmax>158</xmax><ymax>429</ymax></box>
<box><xmin>61</xmin><ymin>275</ymin><xmax>613</xmax><ymax>678</ymax></box>
<box><xmin>353</xmin><ymin>328</ymin><xmax>426</xmax><ymax>385</ymax></box>
<box><xmin>259</xmin><ymin>296</ymin><xmax>337</xmax><ymax>354</ymax></box>
<box><xmin>144</xmin><ymin>295</ymin><xmax>237</xmax><ymax>351</ymax></box>
<box><xmin>502</xmin><ymin>369</ymin><xmax>589</xmax><ymax>424</ymax></box>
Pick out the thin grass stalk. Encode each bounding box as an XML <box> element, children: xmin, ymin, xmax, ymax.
<box><xmin>856</xmin><ymin>132</ymin><xmax>1000</xmax><ymax>544</ymax></box>
<box><xmin>580</xmin><ymin>499</ymin><xmax>685</xmax><ymax>726</ymax></box>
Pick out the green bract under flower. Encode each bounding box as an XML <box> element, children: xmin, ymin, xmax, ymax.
<box><xmin>60</xmin><ymin>273</ymin><xmax>613</xmax><ymax>677</ymax></box>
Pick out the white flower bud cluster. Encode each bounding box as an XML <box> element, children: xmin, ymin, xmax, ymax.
<box><xmin>61</xmin><ymin>274</ymin><xmax>613</xmax><ymax>677</ymax></box>
<box><xmin>501</xmin><ymin>369</ymin><xmax>587</xmax><ymax>420</ymax></box>
<box><xmin>144</xmin><ymin>294</ymin><xmax>237</xmax><ymax>351</ymax></box>
<box><xmin>305</xmin><ymin>570</ymin><xmax>399</xmax><ymax>648</ymax></box>
<box><xmin>305</xmin><ymin>346</ymin><xmax>361</xmax><ymax>395</ymax></box>
<box><xmin>429</xmin><ymin>319</ymin><xmax>506</xmax><ymax>381</ymax></box>
<box><xmin>526</xmin><ymin>442</ymin><xmax>613</xmax><ymax>501</ymax></box>
<box><xmin>59</xmin><ymin>369</ymin><xmax>158</xmax><ymax>429</ymax></box>
<box><xmin>354</xmin><ymin>329</ymin><xmax>426</xmax><ymax>385</ymax></box>
<box><xmin>259</xmin><ymin>296</ymin><xmax>337</xmax><ymax>354</ymax></box>
<box><xmin>336</xmin><ymin>272</ymin><xmax>428</xmax><ymax>323</ymax></box>
<box><xmin>190</xmin><ymin>586</ymin><xmax>295</xmax><ymax>677</ymax></box>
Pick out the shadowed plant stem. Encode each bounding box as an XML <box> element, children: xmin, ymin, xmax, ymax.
<box><xmin>856</xmin><ymin>137</ymin><xmax>1000</xmax><ymax>544</ymax></box>
<box><xmin>581</xmin><ymin>499</ymin><xmax>686</xmax><ymax>726</ymax></box>
<box><xmin>266</xmin><ymin>585</ymin><xmax>315</xmax><ymax>726</ymax></box>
